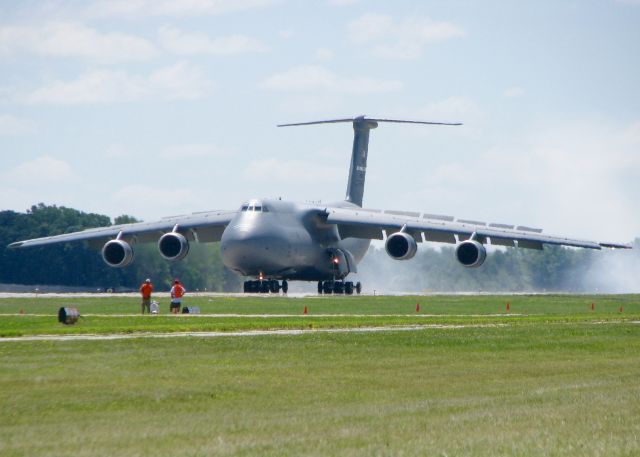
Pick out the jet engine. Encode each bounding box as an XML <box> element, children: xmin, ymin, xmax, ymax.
<box><xmin>101</xmin><ymin>239</ymin><xmax>134</xmax><ymax>267</ymax></box>
<box><xmin>158</xmin><ymin>232</ymin><xmax>190</xmax><ymax>261</ymax></box>
<box><xmin>385</xmin><ymin>232</ymin><xmax>418</xmax><ymax>260</ymax></box>
<box><xmin>455</xmin><ymin>239</ymin><xmax>486</xmax><ymax>268</ymax></box>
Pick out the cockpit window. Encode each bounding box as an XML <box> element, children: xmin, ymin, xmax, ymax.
<box><xmin>240</xmin><ymin>202</ymin><xmax>268</xmax><ymax>212</ymax></box>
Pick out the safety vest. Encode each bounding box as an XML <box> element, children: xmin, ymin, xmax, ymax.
<box><xmin>140</xmin><ymin>283</ymin><xmax>153</xmax><ymax>298</ymax></box>
<box><xmin>172</xmin><ymin>284</ymin><xmax>185</xmax><ymax>298</ymax></box>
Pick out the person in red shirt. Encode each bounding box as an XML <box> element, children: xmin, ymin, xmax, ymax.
<box><xmin>170</xmin><ymin>279</ymin><xmax>186</xmax><ymax>314</ymax></box>
<box><xmin>139</xmin><ymin>278</ymin><xmax>153</xmax><ymax>314</ymax></box>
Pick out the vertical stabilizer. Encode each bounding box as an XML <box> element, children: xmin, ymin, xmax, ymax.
<box><xmin>277</xmin><ymin>115</ymin><xmax>461</xmax><ymax>208</ymax></box>
<box><xmin>345</xmin><ymin>116</ymin><xmax>377</xmax><ymax>207</ymax></box>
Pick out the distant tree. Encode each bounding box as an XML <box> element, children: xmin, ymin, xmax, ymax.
<box><xmin>114</xmin><ymin>215</ymin><xmax>138</xmax><ymax>225</ymax></box>
<box><xmin>0</xmin><ymin>204</ymin><xmax>233</xmax><ymax>291</ymax></box>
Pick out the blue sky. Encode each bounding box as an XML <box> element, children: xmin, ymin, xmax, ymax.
<box><xmin>1</xmin><ymin>0</ymin><xmax>639</xmax><ymax>243</ymax></box>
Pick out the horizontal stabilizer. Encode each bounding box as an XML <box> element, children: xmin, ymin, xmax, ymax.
<box><xmin>278</xmin><ymin>115</ymin><xmax>462</xmax><ymax>127</ymax></box>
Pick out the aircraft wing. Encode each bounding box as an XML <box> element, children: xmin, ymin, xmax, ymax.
<box><xmin>324</xmin><ymin>206</ymin><xmax>631</xmax><ymax>250</ymax></box>
<box><xmin>8</xmin><ymin>210</ymin><xmax>237</xmax><ymax>249</ymax></box>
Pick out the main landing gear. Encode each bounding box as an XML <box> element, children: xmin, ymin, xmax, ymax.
<box><xmin>243</xmin><ymin>279</ymin><xmax>289</xmax><ymax>294</ymax></box>
<box><xmin>317</xmin><ymin>280</ymin><xmax>361</xmax><ymax>295</ymax></box>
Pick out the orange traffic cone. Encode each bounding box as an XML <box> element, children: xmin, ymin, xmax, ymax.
<box><xmin>416</xmin><ymin>302</ymin><xmax>420</xmax><ymax>313</ymax></box>
<box><xmin>303</xmin><ymin>306</ymin><xmax>308</xmax><ymax>315</ymax></box>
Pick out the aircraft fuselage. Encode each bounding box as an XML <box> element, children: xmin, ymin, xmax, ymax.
<box><xmin>220</xmin><ymin>198</ymin><xmax>370</xmax><ymax>281</ymax></box>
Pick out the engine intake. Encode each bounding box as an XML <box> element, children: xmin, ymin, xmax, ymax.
<box><xmin>455</xmin><ymin>239</ymin><xmax>486</xmax><ymax>268</ymax></box>
<box><xmin>158</xmin><ymin>232</ymin><xmax>190</xmax><ymax>261</ymax></box>
<box><xmin>385</xmin><ymin>232</ymin><xmax>418</xmax><ymax>260</ymax></box>
<box><xmin>101</xmin><ymin>239</ymin><xmax>134</xmax><ymax>268</ymax></box>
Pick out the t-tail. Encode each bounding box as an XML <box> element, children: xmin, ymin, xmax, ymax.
<box><xmin>278</xmin><ymin>115</ymin><xmax>461</xmax><ymax>207</ymax></box>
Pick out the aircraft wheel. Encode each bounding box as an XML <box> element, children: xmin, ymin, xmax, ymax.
<box><xmin>259</xmin><ymin>281</ymin><xmax>270</xmax><ymax>293</ymax></box>
<box><xmin>323</xmin><ymin>281</ymin><xmax>333</xmax><ymax>294</ymax></box>
<box><xmin>243</xmin><ymin>281</ymin><xmax>249</xmax><ymax>293</ymax></box>
<box><xmin>355</xmin><ymin>282</ymin><xmax>362</xmax><ymax>294</ymax></box>
<box><xmin>269</xmin><ymin>280</ymin><xmax>279</xmax><ymax>293</ymax></box>
<box><xmin>345</xmin><ymin>282</ymin><xmax>354</xmax><ymax>295</ymax></box>
<box><xmin>317</xmin><ymin>281</ymin><xmax>323</xmax><ymax>294</ymax></box>
<box><xmin>282</xmin><ymin>280</ymin><xmax>289</xmax><ymax>294</ymax></box>
<box><xmin>333</xmin><ymin>281</ymin><xmax>344</xmax><ymax>294</ymax></box>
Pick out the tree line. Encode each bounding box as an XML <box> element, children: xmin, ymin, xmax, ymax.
<box><xmin>1</xmin><ymin>204</ymin><xmax>637</xmax><ymax>293</ymax></box>
<box><xmin>0</xmin><ymin>204</ymin><xmax>239</xmax><ymax>291</ymax></box>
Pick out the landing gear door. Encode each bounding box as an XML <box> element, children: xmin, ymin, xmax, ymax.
<box><xmin>342</xmin><ymin>249</ymin><xmax>358</xmax><ymax>274</ymax></box>
<box><xmin>327</xmin><ymin>248</ymin><xmax>356</xmax><ymax>278</ymax></box>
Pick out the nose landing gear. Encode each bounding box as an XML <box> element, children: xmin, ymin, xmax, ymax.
<box><xmin>317</xmin><ymin>280</ymin><xmax>361</xmax><ymax>295</ymax></box>
<box><xmin>243</xmin><ymin>279</ymin><xmax>289</xmax><ymax>294</ymax></box>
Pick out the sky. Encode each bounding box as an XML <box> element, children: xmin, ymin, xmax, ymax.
<box><xmin>1</xmin><ymin>0</ymin><xmax>639</xmax><ymax>245</ymax></box>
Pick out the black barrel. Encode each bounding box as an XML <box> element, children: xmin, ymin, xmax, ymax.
<box><xmin>58</xmin><ymin>307</ymin><xmax>80</xmax><ymax>325</ymax></box>
<box><xmin>181</xmin><ymin>306</ymin><xmax>201</xmax><ymax>314</ymax></box>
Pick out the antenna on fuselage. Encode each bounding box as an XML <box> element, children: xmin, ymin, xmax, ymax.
<box><xmin>278</xmin><ymin>115</ymin><xmax>461</xmax><ymax>207</ymax></box>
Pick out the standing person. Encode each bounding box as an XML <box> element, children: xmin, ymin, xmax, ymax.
<box><xmin>139</xmin><ymin>278</ymin><xmax>153</xmax><ymax>314</ymax></box>
<box><xmin>170</xmin><ymin>279</ymin><xmax>186</xmax><ymax>314</ymax></box>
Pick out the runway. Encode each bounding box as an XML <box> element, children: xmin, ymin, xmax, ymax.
<box><xmin>0</xmin><ymin>323</ymin><xmax>503</xmax><ymax>343</ymax></box>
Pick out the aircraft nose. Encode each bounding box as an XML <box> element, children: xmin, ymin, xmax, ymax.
<box><xmin>220</xmin><ymin>226</ymin><xmax>286</xmax><ymax>275</ymax></box>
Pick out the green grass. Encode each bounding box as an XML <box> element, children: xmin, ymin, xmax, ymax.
<box><xmin>1</xmin><ymin>293</ymin><xmax>638</xmax><ymax>316</ymax></box>
<box><xmin>0</xmin><ymin>293</ymin><xmax>638</xmax><ymax>337</ymax></box>
<box><xmin>1</xmin><ymin>294</ymin><xmax>639</xmax><ymax>456</ymax></box>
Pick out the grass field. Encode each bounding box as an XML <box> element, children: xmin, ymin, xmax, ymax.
<box><xmin>1</xmin><ymin>294</ymin><xmax>639</xmax><ymax>456</ymax></box>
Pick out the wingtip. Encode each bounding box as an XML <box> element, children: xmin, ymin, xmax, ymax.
<box><xmin>8</xmin><ymin>241</ymin><xmax>23</xmax><ymax>249</ymax></box>
<box><xmin>599</xmin><ymin>242</ymin><xmax>634</xmax><ymax>249</ymax></box>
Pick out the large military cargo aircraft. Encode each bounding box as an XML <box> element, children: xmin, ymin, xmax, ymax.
<box><xmin>8</xmin><ymin>116</ymin><xmax>631</xmax><ymax>294</ymax></box>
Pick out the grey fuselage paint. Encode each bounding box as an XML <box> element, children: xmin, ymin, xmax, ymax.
<box><xmin>220</xmin><ymin>199</ymin><xmax>370</xmax><ymax>281</ymax></box>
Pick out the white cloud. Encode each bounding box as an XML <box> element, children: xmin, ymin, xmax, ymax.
<box><xmin>623</xmin><ymin>120</ymin><xmax>640</xmax><ymax>144</ymax></box>
<box><xmin>147</xmin><ymin>62</ymin><xmax>213</xmax><ymax>101</ymax></box>
<box><xmin>503</xmin><ymin>86</ymin><xmax>525</xmax><ymax>98</ymax></box>
<box><xmin>88</xmin><ymin>0</ymin><xmax>274</xmax><ymax>18</ymax></box>
<box><xmin>25</xmin><ymin>62</ymin><xmax>213</xmax><ymax>105</ymax></box>
<box><xmin>110</xmin><ymin>185</ymin><xmax>196</xmax><ymax>219</ymax></box>
<box><xmin>161</xmin><ymin>144</ymin><xmax>229</xmax><ymax>159</ymax></box>
<box><xmin>243</xmin><ymin>158</ymin><xmax>342</xmax><ymax>184</ymax></box>
<box><xmin>419</xmin><ymin>96</ymin><xmax>483</xmax><ymax>123</ymax></box>
<box><xmin>261</xmin><ymin>65</ymin><xmax>402</xmax><ymax>94</ymax></box>
<box><xmin>0</xmin><ymin>115</ymin><xmax>35</xmax><ymax>135</ymax></box>
<box><xmin>347</xmin><ymin>13</ymin><xmax>465</xmax><ymax>59</ymax></box>
<box><xmin>4</xmin><ymin>156</ymin><xmax>76</xmax><ymax>185</ymax></box>
<box><xmin>276</xmin><ymin>94</ymin><xmax>345</xmax><ymax>116</ymax></box>
<box><xmin>420</xmin><ymin>120</ymin><xmax>640</xmax><ymax>241</ymax></box>
<box><xmin>158</xmin><ymin>26</ymin><xmax>266</xmax><ymax>55</ymax></box>
<box><xmin>0</xmin><ymin>22</ymin><xmax>157</xmax><ymax>63</ymax></box>
<box><xmin>0</xmin><ymin>157</ymin><xmax>83</xmax><ymax>212</ymax></box>
<box><xmin>314</xmin><ymin>48</ymin><xmax>334</xmax><ymax>61</ymax></box>
<box><xmin>104</xmin><ymin>144</ymin><xmax>133</xmax><ymax>159</ymax></box>
<box><xmin>328</xmin><ymin>0</ymin><xmax>359</xmax><ymax>5</ymax></box>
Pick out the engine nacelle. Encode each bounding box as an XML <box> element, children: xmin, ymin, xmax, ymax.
<box><xmin>158</xmin><ymin>232</ymin><xmax>190</xmax><ymax>261</ymax></box>
<box><xmin>455</xmin><ymin>239</ymin><xmax>486</xmax><ymax>268</ymax></box>
<box><xmin>385</xmin><ymin>232</ymin><xmax>418</xmax><ymax>260</ymax></box>
<box><xmin>101</xmin><ymin>239</ymin><xmax>134</xmax><ymax>268</ymax></box>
